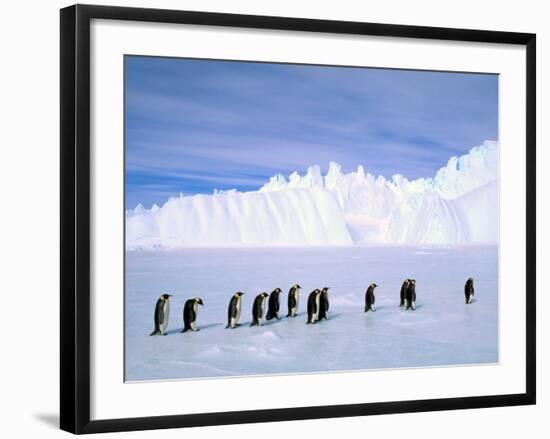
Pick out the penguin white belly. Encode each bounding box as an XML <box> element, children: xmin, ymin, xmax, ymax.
<box><xmin>290</xmin><ymin>293</ymin><xmax>298</xmax><ymax>316</ymax></box>
<box><xmin>261</xmin><ymin>298</ymin><xmax>267</xmax><ymax>323</ymax></box>
<box><xmin>313</xmin><ymin>296</ymin><xmax>320</xmax><ymax>322</ymax></box>
<box><xmin>160</xmin><ymin>301</ymin><xmax>170</xmax><ymax>333</ymax></box>
<box><xmin>234</xmin><ymin>299</ymin><xmax>241</xmax><ymax>326</ymax></box>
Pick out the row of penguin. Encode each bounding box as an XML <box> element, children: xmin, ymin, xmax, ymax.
<box><xmin>149</xmin><ymin>278</ymin><xmax>475</xmax><ymax>336</ymax></box>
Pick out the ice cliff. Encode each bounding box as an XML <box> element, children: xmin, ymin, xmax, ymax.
<box><xmin>126</xmin><ymin>141</ymin><xmax>498</xmax><ymax>248</ymax></box>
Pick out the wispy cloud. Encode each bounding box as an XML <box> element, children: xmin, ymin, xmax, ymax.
<box><xmin>125</xmin><ymin>56</ymin><xmax>498</xmax><ymax>208</ymax></box>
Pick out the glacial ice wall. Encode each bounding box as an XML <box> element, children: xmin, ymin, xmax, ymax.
<box><xmin>126</xmin><ymin>141</ymin><xmax>498</xmax><ymax>248</ymax></box>
<box><xmin>126</xmin><ymin>186</ymin><xmax>353</xmax><ymax>248</ymax></box>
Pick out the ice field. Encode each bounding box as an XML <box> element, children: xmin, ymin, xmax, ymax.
<box><xmin>125</xmin><ymin>245</ymin><xmax>498</xmax><ymax>381</ymax></box>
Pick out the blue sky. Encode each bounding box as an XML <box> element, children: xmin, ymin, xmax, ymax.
<box><xmin>125</xmin><ymin>56</ymin><xmax>498</xmax><ymax>209</ymax></box>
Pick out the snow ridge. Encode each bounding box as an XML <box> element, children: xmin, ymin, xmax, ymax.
<box><xmin>126</xmin><ymin>186</ymin><xmax>352</xmax><ymax>248</ymax></box>
<box><xmin>126</xmin><ymin>141</ymin><xmax>498</xmax><ymax>248</ymax></box>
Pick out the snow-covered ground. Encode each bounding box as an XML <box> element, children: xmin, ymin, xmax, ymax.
<box><xmin>125</xmin><ymin>245</ymin><xmax>498</xmax><ymax>381</ymax></box>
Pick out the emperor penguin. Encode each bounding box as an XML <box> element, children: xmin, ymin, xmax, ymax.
<box><xmin>225</xmin><ymin>292</ymin><xmax>245</xmax><ymax>329</ymax></box>
<box><xmin>400</xmin><ymin>279</ymin><xmax>409</xmax><ymax>307</ymax></box>
<box><xmin>306</xmin><ymin>289</ymin><xmax>322</xmax><ymax>324</ymax></box>
<box><xmin>365</xmin><ymin>283</ymin><xmax>378</xmax><ymax>312</ymax></box>
<box><xmin>181</xmin><ymin>297</ymin><xmax>204</xmax><ymax>333</ymax></box>
<box><xmin>286</xmin><ymin>284</ymin><xmax>301</xmax><ymax>317</ymax></box>
<box><xmin>465</xmin><ymin>278</ymin><xmax>475</xmax><ymax>304</ymax></box>
<box><xmin>266</xmin><ymin>288</ymin><xmax>282</xmax><ymax>320</ymax></box>
<box><xmin>149</xmin><ymin>293</ymin><xmax>172</xmax><ymax>336</ymax></box>
<box><xmin>318</xmin><ymin>287</ymin><xmax>330</xmax><ymax>320</ymax></box>
<box><xmin>405</xmin><ymin>279</ymin><xmax>417</xmax><ymax>310</ymax></box>
<box><xmin>250</xmin><ymin>292</ymin><xmax>269</xmax><ymax>326</ymax></box>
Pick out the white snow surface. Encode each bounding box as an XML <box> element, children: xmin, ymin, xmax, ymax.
<box><xmin>127</xmin><ymin>186</ymin><xmax>352</xmax><ymax>247</ymax></box>
<box><xmin>125</xmin><ymin>246</ymin><xmax>498</xmax><ymax>381</ymax></box>
<box><xmin>126</xmin><ymin>141</ymin><xmax>498</xmax><ymax>248</ymax></box>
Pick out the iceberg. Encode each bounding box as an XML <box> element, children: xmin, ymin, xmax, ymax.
<box><xmin>126</xmin><ymin>141</ymin><xmax>498</xmax><ymax>248</ymax></box>
<box><xmin>126</xmin><ymin>186</ymin><xmax>353</xmax><ymax>249</ymax></box>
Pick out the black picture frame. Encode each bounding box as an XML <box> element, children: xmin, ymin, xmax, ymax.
<box><xmin>60</xmin><ymin>4</ymin><xmax>536</xmax><ymax>434</ymax></box>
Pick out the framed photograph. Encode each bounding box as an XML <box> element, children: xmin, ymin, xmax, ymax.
<box><xmin>60</xmin><ymin>4</ymin><xmax>536</xmax><ymax>434</ymax></box>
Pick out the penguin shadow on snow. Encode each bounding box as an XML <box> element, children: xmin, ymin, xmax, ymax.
<box><xmin>286</xmin><ymin>312</ymin><xmax>302</xmax><ymax>318</ymax></box>
<box><xmin>164</xmin><ymin>328</ymin><xmax>184</xmax><ymax>335</ymax></box>
<box><xmin>199</xmin><ymin>322</ymin><xmax>223</xmax><ymax>330</ymax></box>
<box><xmin>178</xmin><ymin>322</ymin><xmax>223</xmax><ymax>333</ymax></box>
<box><xmin>363</xmin><ymin>304</ymin><xmax>389</xmax><ymax>313</ymax></box>
<box><xmin>314</xmin><ymin>312</ymin><xmax>342</xmax><ymax>323</ymax></box>
<box><xmin>161</xmin><ymin>322</ymin><xmax>222</xmax><ymax>335</ymax></box>
<box><xmin>400</xmin><ymin>304</ymin><xmax>423</xmax><ymax>311</ymax></box>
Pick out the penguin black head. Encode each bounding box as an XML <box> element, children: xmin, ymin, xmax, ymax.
<box><xmin>161</xmin><ymin>293</ymin><xmax>172</xmax><ymax>300</ymax></box>
<box><xmin>272</xmin><ymin>288</ymin><xmax>282</xmax><ymax>294</ymax></box>
<box><xmin>195</xmin><ymin>297</ymin><xmax>204</xmax><ymax>306</ymax></box>
<box><xmin>321</xmin><ymin>287</ymin><xmax>330</xmax><ymax>293</ymax></box>
<box><xmin>371</xmin><ymin>283</ymin><xmax>378</xmax><ymax>288</ymax></box>
<box><xmin>295</xmin><ymin>284</ymin><xmax>302</xmax><ymax>289</ymax></box>
<box><xmin>409</xmin><ymin>279</ymin><xmax>416</xmax><ymax>284</ymax></box>
<box><xmin>235</xmin><ymin>291</ymin><xmax>245</xmax><ymax>297</ymax></box>
<box><xmin>468</xmin><ymin>277</ymin><xmax>474</xmax><ymax>282</ymax></box>
<box><xmin>314</xmin><ymin>288</ymin><xmax>321</xmax><ymax>295</ymax></box>
<box><xmin>261</xmin><ymin>292</ymin><xmax>269</xmax><ymax>298</ymax></box>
